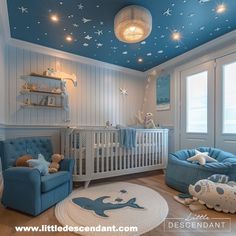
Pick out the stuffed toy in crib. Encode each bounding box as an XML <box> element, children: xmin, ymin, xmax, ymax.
<box><xmin>189</xmin><ymin>176</ymin><xmax>236</xmax><ymax>213</ymax></box>
<box><xmin>144</xmin><ymin>113</ymin><xmax>156</xmax><ymax>129</ymax></box>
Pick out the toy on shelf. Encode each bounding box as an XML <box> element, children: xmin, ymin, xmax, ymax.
<box><xmin>39</xmin><ymin>96</ymin><xmax>48</xmax><ymax>106</ymax></box>
<box><xmin>24</xmin><ymin>98</ymin><xmax>31</xmax><ymax>105</ymax></box>
<box><xmin>44</xmin><ymin>68</ymin><xmax>77</xmax><ymax>87</ymax></box>
<box><xmin>51</xmin><ymin>87</ymin><xmax>62</xmax><ymax>94</ymax></box>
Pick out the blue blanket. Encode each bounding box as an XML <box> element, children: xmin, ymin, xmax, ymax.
<box><xmin>119</xmin><ymin>128</ymin><xmax>136</xmax><ymax>149</ymax></box>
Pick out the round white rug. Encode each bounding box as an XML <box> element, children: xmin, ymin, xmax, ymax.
<box><xmin>55</xmin><ymin>182</ymin><xmax>168</xmax><ymax>235</ymax></box>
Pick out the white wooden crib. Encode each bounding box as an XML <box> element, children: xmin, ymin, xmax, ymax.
<box><xmin>61</xmin><ymin>127</ymin><xmax>168</xmax><ymax>187</ymax></box>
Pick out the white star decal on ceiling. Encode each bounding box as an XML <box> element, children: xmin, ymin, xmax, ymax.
<box><xmin>163</xmin><ymin>8</ymin><xmax>172</xmax><ymax>16</ymax></box>
<box><xmin>68</xmin><ymin>15</ymin><xmax>74</xmax><ymax>19</ymax></box>
<box><xmin>85</xmin><ymin>35</ymin><xmax>92</xmax><ymax>40</ymax></box>
<box><xmin>141</xmin><ymin>41</ymin><xmax>146</xmax><ymax>45</ymax></box>
<box><xmin>83</xmin><ymin>43</ymin><xmax>89</xmax><ymax>47</ymax></box>
<box><xmin>73</xmin><ymin>23</ymin><xmax>79</xmax><ymax>28</ymax></box>
<box><xmin>199</xmin><ymin>0</ymin><xmax>211</xmax><ymax>3</ymax></box>
<box><xmin>95</xmin><ymin>30</ymin><xmax>103</xmax><ymax>36</ymax></box>
<box><xmin>188</xmin><ymin>13</ymin><xmax>195</xmax><ymax>17</ymax></box>
<box><xmin>158</xmin><ymin>50</ymin><xmax>164</xmax><ymax>54</ymax></box>
<box><xmin>97</xmin><ymin>43</ymin><xmax>103</xmax><ymax>48</ymax></box>
<box><xmin>77</xmin><ymin>3</ymin><xmax>84</xmax><ymax>10</ymax></box>
<box><xmin>18</xmin><ymin>6</ymin><xmax>28</xmax><ymax>13</ymax></box>
<box><xmin>122</xmin><ymin>51</ymin><xmax>128</xmax><ymax>54</ymax></box>
<box><xmin>82</xmin><ymin>18</ymin><xmax>92</xmax><ymax>23</ymax></box>
<box><xmin>200</xmin><ymin>26</ymin><xmax>205</xmax><ymax>30</ymax></box>
<box><xmin>147</xmin><ymin>53</ymin><xmax>152</xmax><ymax>56</ymax></box>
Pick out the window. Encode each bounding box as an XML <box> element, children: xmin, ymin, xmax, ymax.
<box><xmin>186</xmin><ymin>71</ymin><xmax>208</xmax><ymax>133</ymax></box>
<box><xmin>223</xmin><ymin>62</ymin><xmax>236</xmax><ymax>133</ymax></box>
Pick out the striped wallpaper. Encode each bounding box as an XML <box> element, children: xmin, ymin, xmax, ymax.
<box><xmin>6</xmin><ymin>45</ymin><xmax>145</xmax><ymax>127</ymax></box>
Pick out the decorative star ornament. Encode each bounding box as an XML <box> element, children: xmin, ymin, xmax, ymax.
<box><xmin>97</xmin><ymin>43</ymin><xmax>103</xmax><ymax>48</ymax></box>
<box><xmin>73</xmin><ymin>23</ymin><xmax>79</xmax><ymax>28</ymax></box>
<box><xmin>120</xmin><ymin>88</ymin><xmax>128</xmax><ymax>95</ymax></box>
<box><xmin>85</xmin><ymin>35</ymin><xmax>92</xmax><ymax>40</ymax></box>
<box><xmin>187</xmin><ymin>150</ymin><xmax>217</xmax><ymax>165</ymax></box>
<box><xmin>82</xmin><ymin>18</ymin><xmax>92</xmax><ymax>23</ymax></box>
<box><xmin>77</xmin><ymin>3</ymin><xmax>84</xmax><ymax>10</ymax></box>
<box><xmin>163</xmin><ymin>8</ymin><xmax>172</xmax><ymax>16</ymax></box>
<box><xmin>95</xmin><ymin>30</ymin><xmax>103</xmax><ymax>36</ymax></box>
<box><xmin>199</xmin><ymin>0</ymin><xmax>211</xmax><ymax>3</ymax></box>
<box><xmin>18</xmin><ymin>6</ymin><xmax>28</xmax><ymax>13</ymax></box>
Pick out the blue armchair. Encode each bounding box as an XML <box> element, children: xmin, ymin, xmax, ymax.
<box><xmin>0</xmin><ymin>137</ymin><xmax>74</xmax><ymax>216</ymax></box>
<box><xmin>165</xmin><ymin>147</ymin><xmax>236</xmax><ymax>193</ymax></box>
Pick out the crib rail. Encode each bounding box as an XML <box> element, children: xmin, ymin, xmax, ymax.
<box><xmin>61</xmin><ymin>127</ymin><xmax>168</xmax><ymax>182</ymax></box>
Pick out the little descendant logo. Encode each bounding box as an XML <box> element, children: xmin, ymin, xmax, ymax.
<box><xmin>164</xmin><ymin>213</ymin><xmax>231</xmax><ymax>232</ymax></box>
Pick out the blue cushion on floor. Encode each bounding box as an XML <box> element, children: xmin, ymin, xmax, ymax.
<box><xmin>41</xmin><ymin>171</ymin><xmax>70</xmax><ymax>193</ymax></box>
<box><xmin>165</xmin><ymin>147</ymin><xmax>236</xmax><ymax>193</ymax></box>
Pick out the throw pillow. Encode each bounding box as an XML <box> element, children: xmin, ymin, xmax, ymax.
<box><xmin>187</xmin><ymin>150</ymin><xmax>217</xmax><ymax>165</ymax></box>
<box><xmin>15</xmin><ymin>155</ymin><xmax>32</xmax><ymax>167</ymax></box>
<box><xmin>27</xmin><ymin>154</ymin><xmax>50</xmax><ymax>176</ymax></box>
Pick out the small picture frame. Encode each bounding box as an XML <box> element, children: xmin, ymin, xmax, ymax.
<box><xmin>47</xmin><ymin>96</ymin><xmax>56</xmax><ymax>106</ymax></box>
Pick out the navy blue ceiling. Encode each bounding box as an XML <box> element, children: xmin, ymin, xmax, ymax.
<box><xmin>6</xmin><ymin>0</ymin><xmax>236</xmax><ymax>71</ymax></box>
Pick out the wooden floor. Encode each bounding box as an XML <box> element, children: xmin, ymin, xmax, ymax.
<box><xmin>1</xmin><ymin>171</ymin><xmax>236</xmax><ymax>236</ymax></box>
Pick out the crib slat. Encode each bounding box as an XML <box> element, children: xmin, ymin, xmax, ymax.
<box><xmin>101</xmin><ymin>132</ymin><xmax>105</xmax><ymax>173</ymax></box>
<box><xmin>96</xmin><ymin>132</ymin><xmax>99</xmax><ymax>173</ymax></box>
<box><xmin>115</xmin><ymin>132</ymin><xmax>118</xmax><ymax>171</ymax></box>
<box><xmin>110</xmin><ymin>132</ymin><xmax>114</xmax><ymax>171</ymax></box>
<box><xmin>73</xmin><ymin>133</ymin><xmax>77</xmax><ymax>175</ymax></box>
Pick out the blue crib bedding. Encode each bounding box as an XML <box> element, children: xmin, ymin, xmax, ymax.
<box><xmin>119</xmin><ymin>128</ymin><xmax>136</xmax><ymax>149</ymax></box>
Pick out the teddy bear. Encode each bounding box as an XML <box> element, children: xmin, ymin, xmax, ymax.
<box><xmin>48</xmin><ymin>154</ymin><xmax>64</xmax><ymax>173</ymax></box>
<box><xmin>144</xmin><ymin>113</ymin><xmax>156</xmax><ymax>129</ymax></box>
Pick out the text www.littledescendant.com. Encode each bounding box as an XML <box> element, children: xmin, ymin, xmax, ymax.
<box><xmin>15</xmin><ymin>225</ymin><xmax>138</xmax><ymax>233</ymax></box>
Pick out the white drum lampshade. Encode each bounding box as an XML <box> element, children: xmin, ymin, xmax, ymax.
<box><xmin>114</xmin><ymin>5</ymin><xmax>152</xmax><ymax>44</ymax></box>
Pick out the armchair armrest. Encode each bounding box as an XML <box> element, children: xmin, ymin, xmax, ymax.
<box><xmin>2</xmin><ymin>167</ymin><xmax>42</xmax><ymax>215</ymax></box>
<box><xmin>60</xmin><ymin>159</ymin><xmax>75</xmax><ymax>173</ymax></box>
<box><xmin>4</xmin><ymin>167</ymin><xmax>41</xmax><ymax>184</ymax></box>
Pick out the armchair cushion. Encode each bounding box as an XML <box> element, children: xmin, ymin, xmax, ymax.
<box><xmin>41</xmin><ymin>171</ymin><xmax>70</xmax><ymax>193</ymax></box>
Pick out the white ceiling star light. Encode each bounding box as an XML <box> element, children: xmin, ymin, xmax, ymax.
<box><xmin>216</xmin><ymin>3</ymin><xmax>226</xmax><ymax>14</ymax></box>
<box><xmin>172</xmin><ymin>31</ymin><xmax>182</xmax><ymax>41</ymax></box>
<box><xmin>114</xmin><ymin>5</ymin><xmax>152</xmax><ymax>43</ymax></box>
